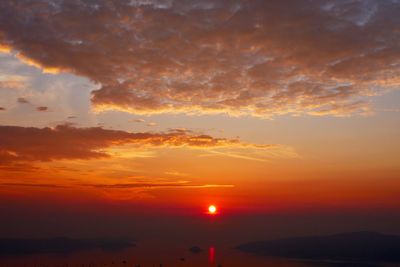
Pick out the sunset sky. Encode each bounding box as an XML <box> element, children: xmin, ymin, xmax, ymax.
<box><xmin>0</xmin><ymin>0</ymin><xmax>399</xmax><ymax>241</ymax></box>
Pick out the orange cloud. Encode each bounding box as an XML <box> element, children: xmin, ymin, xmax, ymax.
<box><xmin>85</xmin><ymin>182</ymin><xmax>234</xmax><ymax>190</ymax></box>
<box><xmin>0</xmin><ymin>43</ymin><xmax>11</xmax><ymax>53</ymax></box>
<box><xmin>0</xmin><ymin>181</ymin><xmax>234</xmax><ymax>190</ymax></box>
<box><xmin>16</xmin><ymin>53</ymin><xmax>63</xmax><ymax>74</ymax></box>
<box><xmin>1</xmin><ymin>0</ymin><xmax>398</xmax><ymax>117</ymax></box>
<box><xmin>0</xmin><ymin>181</ymin><xmax>235</xmax><ymax>201</ymax></box>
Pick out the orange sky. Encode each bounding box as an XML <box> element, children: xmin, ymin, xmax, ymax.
<box><xmin>0</xmin><ymin>0</ymin><xmax>399</xmax><ymax>231</ymax></box>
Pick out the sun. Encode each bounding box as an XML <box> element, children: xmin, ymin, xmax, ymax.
<box><xmin>208</xmin><ymin>205</ymin><xmax>217</xmax><ymax>215</ymax></box>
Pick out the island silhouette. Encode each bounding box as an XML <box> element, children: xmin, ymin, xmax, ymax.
<box><xmin>237</xmin><ymin>231</ymin><xmax>400</xmax><ymax>263</ymax></box>
<box><xmin>0</xmin><ymin>237</ymin><xmax>135</xmax><ymax>255</ymax></box>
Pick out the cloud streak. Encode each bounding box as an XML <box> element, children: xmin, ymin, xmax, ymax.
<box><xmin>0</xmin><ymin>181</ymin><xmax>234</xmax><ymax>200</ymax></box>
<box><xmin>0</xmin><ymin>181</ymin><xmax>234</xmax><ymax>190</ymax></box>
<box><xmin>0</xmin><ymin>0</ymin><xmax>398</xmax><ymax>117</ymax></box>
<box><xmin>85</xmin><ymin>182</ymin><xmax>234</xmax><ymax>189</ymax></box>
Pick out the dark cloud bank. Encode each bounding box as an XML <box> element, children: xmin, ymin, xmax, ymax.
<box><xmin>0</xmin><ymin>123</ymin><xmax>270</xmax><ymax>166</ymax></box>
<box><xmin>0</xmin><ymin>0</ymin><xmax>399</xmax><ymax>117</ymax></box>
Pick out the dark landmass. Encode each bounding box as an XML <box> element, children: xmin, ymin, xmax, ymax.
<box><xmin>0</xmin><ymin>237</ymin><xmax>135</xmax><ymax>255</ymax></box>
<box><xmin>189</xmin><ymin>246</ymin><xmax>203</xmax><ymax>253</ymax></box>
<box><xmin>237</xmin><ymin>232</ymin><xmax>400</xmax><ymax>263</ymax></box>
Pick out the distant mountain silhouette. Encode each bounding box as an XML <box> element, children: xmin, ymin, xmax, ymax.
<box><xmin>237</xmin><ymin>232</ymin><xmax>400</xmax><ymax>263</ymax></box>
<box><xmin>0</xmin><ymin>237</ymin><xmax>135</xmax><ymax>255</ymax></box>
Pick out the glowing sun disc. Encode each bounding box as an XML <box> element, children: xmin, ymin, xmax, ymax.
<box><xmin>208</xmin><ymin>205</ymin><xmax>217</xmax><ymax>214</ymax></box>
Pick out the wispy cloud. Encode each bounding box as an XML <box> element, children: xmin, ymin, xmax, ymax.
<box><xmin>204</xmin><ymin>150</ymin><xmax>270</xmax><ymax>162</ymax></box>
<box><xmin>0</xmin><ymin>76</ymin><xmax>26</xmax><ymax>90</ymax></box>
<box><xmin>130</xmin><ymin>118</ymin><xmax>145</xmax><ymax>123</ymax></box>
<box><xmin>85</xmin><ymin>182</ymin><xmax>234</xmax><ymax>189</ymax></box>
<box><xmin>164</xmin><ymin>171</ymin><xmax>188</xmax><ymax>177</ymax></box>
<box><xmin>1</xmin><ymin>181</ymin><xmax>234</xmax><ymax>191</ymax></box>
<box><xmin>0</xmin><ymin>183</ymin><xmax>68</xmax><ymax>188</ymax></box>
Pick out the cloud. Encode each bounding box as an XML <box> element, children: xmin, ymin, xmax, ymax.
<box><xmin>17</xmin><ymin>97</ymin><xmax>29</xmax><ymax>104</ymax></box>
<box><xmin>0</xmin><ymin>124</ymin><xmax>283</xmax><ymax>166</ymax></box>
<box><xmin>164</xmin><ymin>171</ymin><xmax>188</xmax><ymax>177</ymax></box>
<box><xmin>36</xmin><ymin>106</ymin><xmax>48</xmax><ymax>112</ymax></box>
<box><xmin>0</xmin><ymin>77</ymin><xmax>26</xmax><ymax>90</ymax></box>
<box><xmin>130</xmin><ymin>118</ymin><xmax>146</xmax><ymax>123</ymax></box>
<box><xmin>85</xmin><ymin>182</ymin><xmax>234</xmax><ymax>189</ymax></box>
<box><xmin>2</xmin><ymin>0</ymin><xmax>397</xmax><ymax>117</ymax></box>
<box><xmin>0</xmin><ymin>43</ymin><xmax>11</xmax><ymax>53</ymax></box>
<box><xmin>0</xmin><ymin>181</ymin><xmax>234</xmax><ymax>198</ymax></box>
<box><xmin>0</xmin><ymin>183</ymin><xmax>67</xmax><ymax>188</ymax></box>
<box><xmin>0</xmin><ymin>180</ymin><xmax>234</xmax><ymax>190</ymax></box>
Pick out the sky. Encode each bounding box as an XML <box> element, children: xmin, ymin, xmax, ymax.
<box><xmin>0</xmin><ymin>0</ymin><xmax>399</xmax><ymax>242</ymax></box>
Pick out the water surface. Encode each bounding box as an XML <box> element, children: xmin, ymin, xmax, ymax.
<box><xmin>1</xmin><ymin>240</ymin><xmax>397</xmax><ymax>267</ymax></box>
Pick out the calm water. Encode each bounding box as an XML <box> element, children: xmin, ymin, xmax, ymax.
<box><xmin>0</xmin><ymin>241</ymin><xmax>398</xmax><ymax>267</ymax></box>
